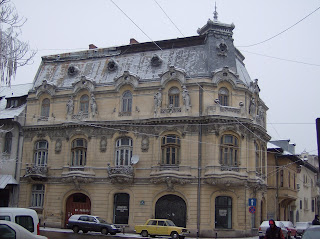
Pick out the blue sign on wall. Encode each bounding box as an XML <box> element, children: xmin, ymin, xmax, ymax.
<box><xmin>248</xmin><ymin>198</ymin><xmax>256</xmax><ymax>207</ymax></box>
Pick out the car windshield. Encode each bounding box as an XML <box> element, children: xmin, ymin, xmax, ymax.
<box><xmin>96</xmin><ymin>217</ymin><xmax>106</xmax><ymax>223</ymax></box>
<box><xmin>302</xmin><ymin>227</ymin><xmax>320</xmax><ymax>239</ymax></box>
<box><xmin>166</xmin><ymin>220</ymin><xmax>176</xmax><ymax>226</ymax></box>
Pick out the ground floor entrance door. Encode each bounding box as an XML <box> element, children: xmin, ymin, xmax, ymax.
<box><xmin>65</xmin><ymin>193</ymin><xmax>91</xmax><ymax>227</ymax></box>
<box><xmin>155</xmin><ymin>194</ymin><xmax>186</xmax><ymax>227</ymax></box>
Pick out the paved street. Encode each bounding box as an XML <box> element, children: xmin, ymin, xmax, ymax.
<box><xmin>40</xmin><ymin>227</ymin><xmax>259</xmax><ymax>239</ymax></box>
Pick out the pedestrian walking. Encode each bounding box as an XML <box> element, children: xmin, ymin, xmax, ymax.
<box><xmin>264</xmin><ymin>219</ymin><xmax>285</xmax><ymax>239</ymax></box>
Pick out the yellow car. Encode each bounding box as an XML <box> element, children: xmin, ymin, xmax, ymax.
<box><xmin>134</xmin><ymin>219</ymin><xmax>189</xmax><ymax>239</ymax></box>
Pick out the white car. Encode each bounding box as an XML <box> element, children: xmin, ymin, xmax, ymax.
<box><xmin>0</xmin><ymin>220</ymin><xmax>48</xmax><ymax>239</ymax></box>
<box><xmin>259</xmin><ymin>220</ymin><xmax>289</xmax><ymax>239</ymax></box>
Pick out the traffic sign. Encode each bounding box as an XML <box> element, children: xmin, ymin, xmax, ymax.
<box><xmin>248</xmin><ymin>198</ymin><xmax>256</xmax><ymax>207</ymax></box>
<box><xmin>249</xmin><ymin>206</ymin><xmax>256</xmax><ymax>214</ymax></box>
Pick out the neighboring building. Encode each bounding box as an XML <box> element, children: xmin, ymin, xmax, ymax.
<box><xmin>18</xmin><ymin>12</ymin><xmax>270</xmax><ymax>237</ymax></box>
<box><xmin>296</xmin><ymin>151</ymin><xmax>319</xmax><ymax>222</ymax></box>
<box><xmin>266</xmin><ymin>141</ymin><xmax>320</xmax><ymax>224</ymax></box>
<box><xmin>0</xmin><ymin>83</ymin><xmax>32</xmax><ymax>206</ymax></box>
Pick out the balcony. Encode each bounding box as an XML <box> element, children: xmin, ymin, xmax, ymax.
<box><xmin>204</xmin><ymin>165</ymin><xmax>249</xmax><ymax>187</ymax></box>
<box><xmin>61</xmin><ymin>166</ymin><xmax>95</xmax><ymax>189</ymax></box>
<box><xmin>25</xmin><ymin>164</ymin><xmax>48</xmax><ymax>180</ymax></box>
<box><xmin>107</xmin><ymin>165</ymin><xmax>134</xmax><ymax>184</ymax></box>
<box><xmin>150</xmin><ymin>165</ymin><xmax>194</xmax><ymax>189</ymax></box>
<box><xmin>206</xmin><ymin>104</ymin><xmax>244</xmax><ymax>117</ymax></box>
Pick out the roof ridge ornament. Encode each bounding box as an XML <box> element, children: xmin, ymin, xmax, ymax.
<box><xmin>213</xmin><ymin>2</ymin><xmax>218</xmax><ymax>22</ymax></box>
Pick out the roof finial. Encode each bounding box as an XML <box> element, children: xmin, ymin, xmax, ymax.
<box><xmin>213</xmin><ymin>2</ymin><xmax>218</xmax><ymax>21</ymax></box>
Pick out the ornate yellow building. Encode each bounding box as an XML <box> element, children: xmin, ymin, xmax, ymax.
<box><xmin>18</xmin><ymin>13</ymin><xmax>270</xmax><ymax>237</ymax></box>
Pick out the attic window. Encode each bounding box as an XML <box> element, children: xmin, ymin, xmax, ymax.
<box><xmin>108</xmin><ymin>60</ymin><xmax>118</xmax><ymax>72</ymax></box>
<box><xmin>68</xmin><ymin>65</ymin><xmax>79</xmax><ymax>76</ymax></box>
<box><xmin>217</xmin><ymin>42</ymin><xmax>228</xmax><ymax>56</ymax></box>
<box><xmin>151</xmin><ymin>55</ymin><xmax>162</xmax><ymax>67</ymax></box>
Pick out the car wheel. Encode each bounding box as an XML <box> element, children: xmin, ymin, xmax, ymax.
<box><xmin>82</xmin><ymin>230</ymin><xmax>88</xmax><ymax>233</ymax></box>
<box><xmin>171</xmin><ymin>231</ymin><xmax>179</xmax><ymax>239</ymax></box>
<box><xmin>101</xmin><ymin>228</ymin><xmax>108</xmax><ymax>235</ymax></box>
<box><xmin>72</xmin><ymin>226</ymin><xmax>79</xmax><ymax>233</ymax></box>
<box><xmin>141</xmin><ymin>230</ymin><xmax>148</xmax><ymax>237</ymax></box>
<box><xmin>179</xmin><ymin>236</ymin><xmax>185</xmax><ymax>239</ymax></box>
<box><xmin>110</xmin><ymin>232</ymin><xmax>116</xmax><ymax>235</ymax></box>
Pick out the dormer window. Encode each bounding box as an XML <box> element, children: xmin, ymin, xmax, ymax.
<box><xmin>5</xmin><ymin>96</ymin><xmax>27</xmax><ymax>108</ymax></box>
<box><xmin>108</xmin><ymin>60</ymin><xmax>118</xmax><ymax>72</ymax></box>
<box><xmin>151</xmin><ymin>54</ymin><xmax>162</xmax><ymax>67</ymax></box>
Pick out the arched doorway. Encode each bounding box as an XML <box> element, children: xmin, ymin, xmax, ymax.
<box><xmin>113</xmin><ymin>193</ymin><xmax>130</xmax><ymax>224</ymax></box>
<box><xmin>155</xmin><ymin>194</ymin><xmax>186</xmax><ymax>227</ymax></box>
<box><xmin>65</xmin><ymin>193</ymin><xmax>91</xmax><ymax>227</ymax></box>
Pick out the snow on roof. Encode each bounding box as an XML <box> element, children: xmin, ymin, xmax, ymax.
<box><xmin>0</xmin><ymin>83</ymin><xmax>33</xmax><ymax>120</ymax></box>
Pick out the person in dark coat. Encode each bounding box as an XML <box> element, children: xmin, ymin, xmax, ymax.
<box><xmin>264</xmin><ymin>219</ymin><xmax>285</xmax><ymax>239</ymax></box>
<box><xmin>312</xmin><ymin>214</ymin><xmax>320</xmax><ymax>225</ymax></box>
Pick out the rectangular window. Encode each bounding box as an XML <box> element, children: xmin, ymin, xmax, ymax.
<box><xmin>280</xmin><ymin>170</ymin><xmax>284</xmax><ymax>187</ymax></box>
<box><xmin>300</xmin><ymin>200</ymin><xmax>302</xmax><ymax>209</ymax></box>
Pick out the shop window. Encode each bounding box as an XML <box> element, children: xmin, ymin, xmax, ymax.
<box><xmin>215</xmin><ymin>196</ymin><xmax>232</xmax><ymax>229</ymax></box>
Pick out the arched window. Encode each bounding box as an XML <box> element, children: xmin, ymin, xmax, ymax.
<box><xmin>168</xmin><ymin>87</ymin><xmax>180</xmax><ymax>107</ymax></box>
<box><xmin>215</xmin><ymin>196</ymin><xmax>232</xmax><ymax>229</ymax></box>
<box><xmin>115</xmin><ymin>137</ymin><xmax>133</xmax><ymax>166</ymax></box>
<box><xmin>4</xmin><ymin>132</ymin><xmax>12</xmax><ymax>154</ymax></box>
<box><xmin>71</xmin><ymin>139</ymin><xmax>87</xmax><ymax>167</ymax></box>
<box><xmin>122</xmin><ymin>91</ymin><xmax>132</xmax><ymax>113</ymax></box>
<box><xmin>31</xmin><ymin>184</ymin><xmax>45</xmax><ymax>208</ymax></box>
<box><xmin>80</xmin><ymin>95</ymin><xmax>89</xmax><ymax>114</ymax></box>
<box><xmin>220</xmin><ymin>134</ymin><xmax>238</xmax><ymax>167</ymax></box>
<box><xmin>41</xmin><ymin>98</ymin><xmax>50</xmax><ymax>118</ymax></box>
<box><xmin>218</xmin><ymin>87</ymin><xmax>229</xmax><ymax>106</ymax></box>
<box><xmin>161</xmin><ymin>135</ymin><xmax>180</xmax><ymax>165</ymax></box>
<box><xmin>34</xmin><ymin>141</ymin><xmax>48</xmax><ymax>166</ymax></box>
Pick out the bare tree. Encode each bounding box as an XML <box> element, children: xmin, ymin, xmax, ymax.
<box><xmin>0</xmin><ymin>0</ymin><xmax>36</xmax><ymax>85</ymax></box>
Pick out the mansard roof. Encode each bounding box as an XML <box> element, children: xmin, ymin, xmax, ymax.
<box><xmin>32</xmin><ymin>19</ymin><xmax>253</xmax><ymax>90</ymax></box>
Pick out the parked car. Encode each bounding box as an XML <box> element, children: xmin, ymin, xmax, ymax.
<box><xmin>301</xmin><ymin>225</ymin><xmax>320</xmax><ymax>239</ymax></box>
<box><xmin>259</xmin><ymin>220</ymin><xmax>289</xmax><ymax>239</ymax></box>
<box><xmin>134</xmin><ymin>219</ymin><xmax>189</xmax><ymax>239</ymax></box>
<box><xmin>280</xmin><ymin>221</ymin><xmax>297</xmax><ymax>238</ymax></box>
<box><xmin>296</xmin><ymin>222</ymin><xmax>312</xmax><ymax>238</ymax></box>
<box><xmin>0</xmin><ymin>207</ymin><xmax>40</xmax><ymax>235</ymax></box>
<box><xmin>0</xmin><ymin>220</ymin><xmax>48</xmax><ymax>239</ymax></box>
<box><xmin>66</xmin><ymin>214</ymin><xmax>121</xmax><ymax>235</ymax></box>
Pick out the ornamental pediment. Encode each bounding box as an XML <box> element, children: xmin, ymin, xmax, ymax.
<box><xmin>159</xmin><ymin>66</ymin><xmax>187</xmax><ymax>86</ymax></box>
<box><xmin>72</xmin><ymin>76</ymin><xmax>96</xmax><ymax>94</ymax></box>
<box><xmin>212</xmin><ymin>66</ymin><xmax>239</xmax><ymax>86</ymax></box>
<box><xmin>114</xmin><ymin>71</ymin><xmax>140</xmax><ymax>91</ymax></box>
<box><xmin>35</xmin><ymin>80</ymin><xmax>56</xmax><ymax>98</ymax></box>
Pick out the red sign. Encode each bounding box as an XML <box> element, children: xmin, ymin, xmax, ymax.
<box><xmin>249</xmin><ymin>206</ymin><xmax>256</xmax><ymax>214</ymax></box>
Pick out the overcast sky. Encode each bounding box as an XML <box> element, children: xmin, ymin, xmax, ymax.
<box><xmin>8</xmin><ymin>0</ymin><xmax>320</xmax><ymax>154</ymax></box>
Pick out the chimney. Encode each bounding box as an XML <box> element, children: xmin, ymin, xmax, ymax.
<box><xmin>89</xmin><ymin>44</ymin><xmax>98</xmax><ymax>49</ymax></box>
<box><xmin>130</xmin><ymin>38</ymin><xmax>139</xmax><ymax>45</ymax></box>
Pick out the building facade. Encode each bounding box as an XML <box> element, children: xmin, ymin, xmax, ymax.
<box><xmin>0</xmin><ymin>83</ymin><xmax>32</xmax><ymax>206</ymax></box>
<box><xmin>267</xmin><ymin>141</ymin><xmax>320</xmax><ymax>224</ymax></box>
<box><xmin>18</xmin><ymin>14</ymin><xmax>270</xmax><ymax>237</ymax></box>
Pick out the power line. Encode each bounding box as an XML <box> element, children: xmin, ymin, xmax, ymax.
<box><xmin>242</xmin><ymin>50</ymin><xmax>320</xmax><ymax>67</ymax></box>
<box><xmin>237</xmin><ymin>5</ymin><xmax>320</xmax><ymax>47</ymax></box>
<box><xmin>153</xmin><ymin>0</ymin><xmax>185</xmax><ymax>37</ymax></box>
<box><xmin>109</xmin><ymin>0</ymin><xmax>163</xmax><ymax>51</ymax></box>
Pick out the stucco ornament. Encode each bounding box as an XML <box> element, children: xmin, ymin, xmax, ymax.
<box><xmin>182</xmin><ymin>85</ymin><xmax>191</xmax><ymax>111</ymax></box>
<box><xmin>66</xmin><ymin>96</ymin><xmax>74</xmax><ymax>115</ymax></box>
<box><xmin>154</xmin><ymin>88</ymin><xmax>162</xmax><ymax>114</ymax></box>
<box><xmin>90</xmin><ymin>93</ymin><xmax>98</xmax><ymax>117</ymax></box>
<box><xmin>55</xmin><ymin>139</ymin><xmax>62</xmax><ymax>153</ymax></box>
<box><xmin>141</xmin><ymin>136</ymin><xmax>149</xmax><ymax>152</ymax></box>
<box><xmin>67</xmin><ymin>65</ymin><xmax>79</xmax><ymax>77</ymax></box>
<box><xmin>100</xmin><ymin>137</ymin><xmax>107</xmax><ymax>152</ymax></box>
<box><xmin>249</xmin><ymin>97</ymin><xmax>256</xmax><ymax>117</ymax></box>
